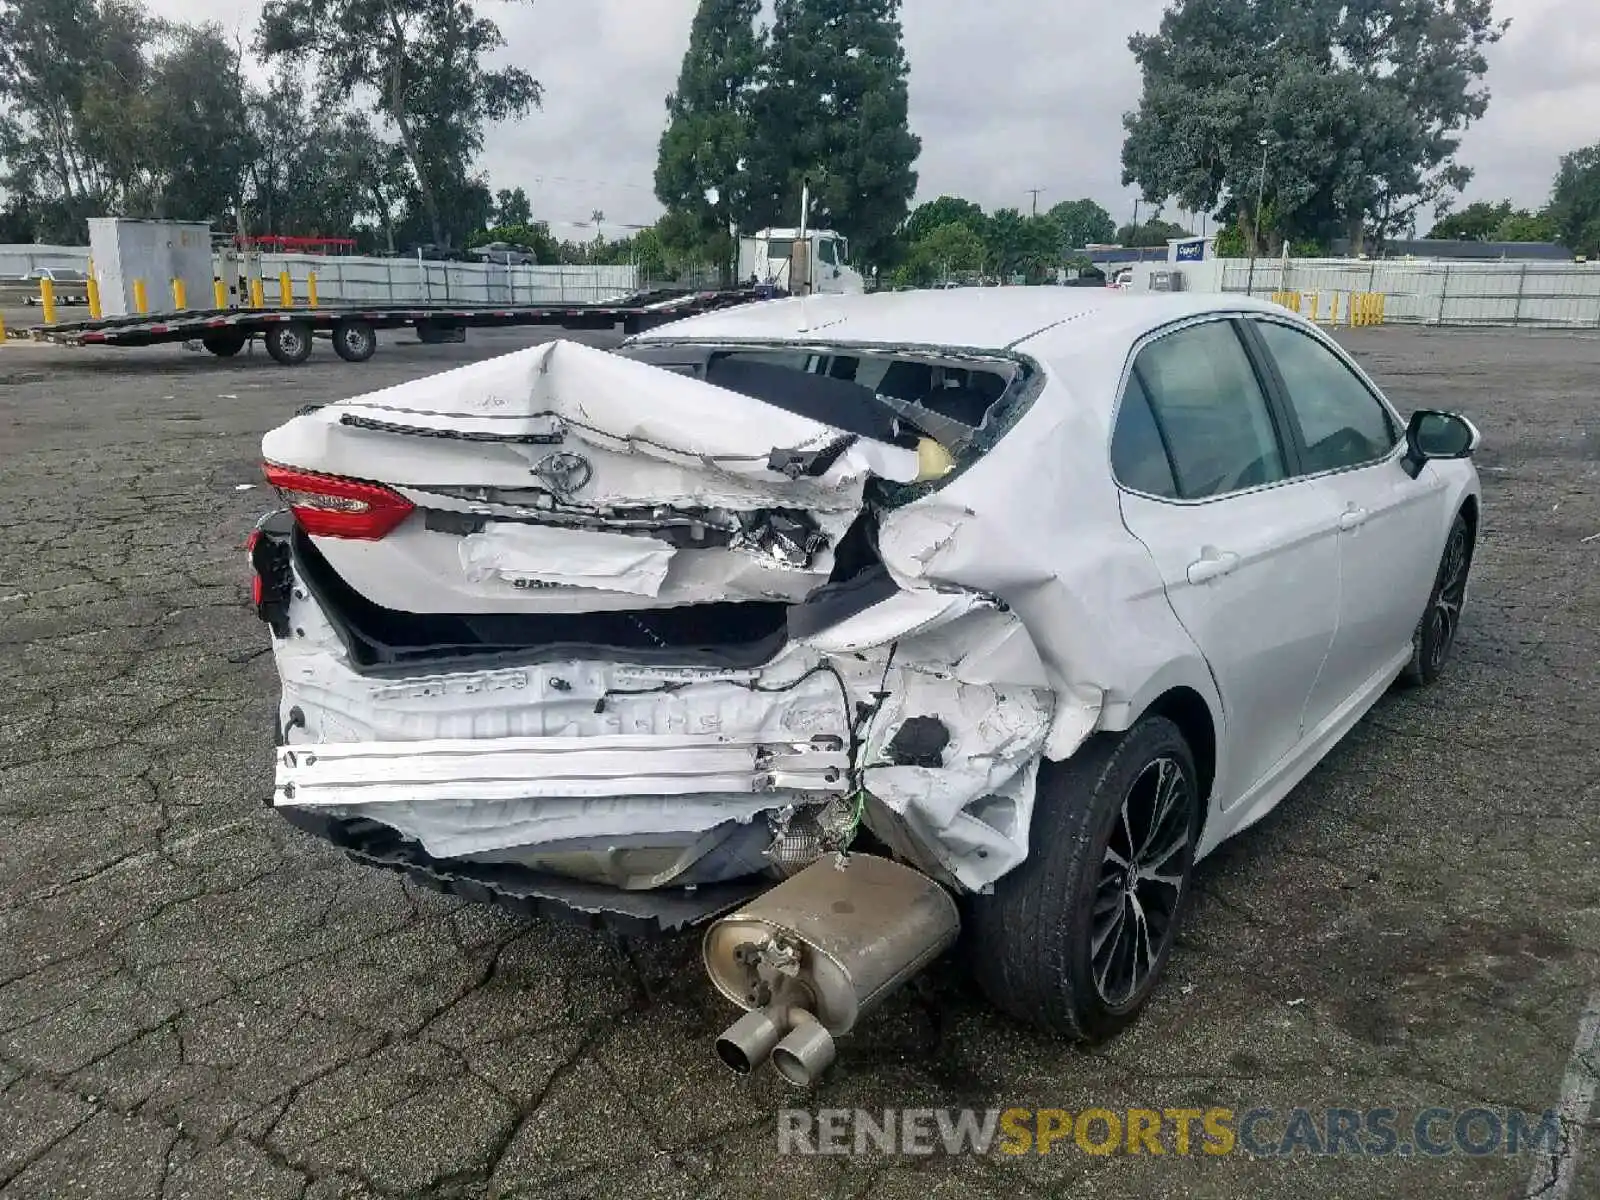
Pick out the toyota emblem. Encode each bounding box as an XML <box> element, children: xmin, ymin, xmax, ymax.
<box><xmin>532</xmin><ymin>451</ymin><xmax>593</xmax><ymax>497</ymax></box>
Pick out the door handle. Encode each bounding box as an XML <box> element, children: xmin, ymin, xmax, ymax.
<box><xmin>1186</xmin><ymin>549</ymin><xmax>1240</xmax><ymax>585</ymax></box>
<box><xmin>1339</xmin><ymin>507</ymin><xmax>1370</xmax><ymax>531</ymax></box>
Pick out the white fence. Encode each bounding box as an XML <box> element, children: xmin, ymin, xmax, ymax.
<box><xmin>1</xmin><ymin>244</ymin><xmax>640</xmax><ymax>306</ymax></box>
<box><xmin>0</xmin><ymin>243</ymin><xmax>91</xmax><ymax>277</ymax></box>
<box><xmin>1184</xmin><ymin>257</ymin><xmax>1600</xmax><ymax>328</ymax></box>
<box><xmin>264</xmin><ymin>254</ymin><xmax>640</xmax><ymax>306</ymax></box>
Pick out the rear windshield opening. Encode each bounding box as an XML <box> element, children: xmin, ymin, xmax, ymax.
<box><xmin>620</xmin><ymin>344</ymin><xmax>1021</xmax><ymax>455</ymax></box>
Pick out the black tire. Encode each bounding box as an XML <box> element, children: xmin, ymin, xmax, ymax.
<box><xmin>201</xmin><ymin>332</ymin><xmax>246</xmax><ymax>358</ymax></box>
<box><xmin>332</xmin><ymin>320</ymin><xmax>377</xmax><ymax>363</ymax></box>
<box><xmin>1401</xmin><ymin>511</ymin><xmax>1475</xmax><ymax>687</ymax></box>
<box><xmin>967</xmin><ymin>716</ymin><xmax>1201</xmax><ymax>1041</ymax></box>
<box><xmin>264</xmin><ymin>322</ymin><xmax>314</xmax><ymax>366</ymax></box>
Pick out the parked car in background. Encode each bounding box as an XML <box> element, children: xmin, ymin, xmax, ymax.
<box><xmin>248</xmin><ymin>289</ymin><xmax>1481</xmax><ymax>1081</ymax></box>
<box><xmin>469</xmin><ymin>241</ymin><xmax>540</xmax><ymax>265</ymax></box>
<box><xmin>23</xmin><ymin>267</ymin><xmax>90</xmax><ymax>305</ymax></box>
<box><xmin>402</xmin><ymin>244</ymin><xmax>472</xmax><ymax>262</ymax></box>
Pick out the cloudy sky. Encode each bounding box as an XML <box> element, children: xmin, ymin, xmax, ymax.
<box><xmin>146</xmin><ymin>0</ymin><xmax>1594</xmax><ymax>237</ymax></box>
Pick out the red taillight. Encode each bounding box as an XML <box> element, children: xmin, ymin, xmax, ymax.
<box><xmin>262</xmin><ymin>463</ymin><xmax>414</xmax><ymax>540</ymax></box>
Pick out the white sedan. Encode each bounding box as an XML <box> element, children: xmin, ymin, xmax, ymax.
<box><xmin>250</xmin><ymin>289</ymin><xmax>1480</xmax><ymax>1071</ymax></box>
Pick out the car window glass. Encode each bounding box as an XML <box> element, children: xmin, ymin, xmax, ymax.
<box><xmin>1111</xmin><ymin>374</ymin><xmax>1178</xmax><ymax>498</ymax></box>
<box><xmin>816</xmin><ymin>238</ymin><xmax>837</xmax><ymax>265</ymax></box>
<box><xmin>1255</xmin><ymin>321</ymin><xmax>1398</xmax><ymax>473</ymax></box>
<box><xmin>1133</xmin><ymin>321</ymin><xmax>1286</xmax><ymax>499</ymax></box>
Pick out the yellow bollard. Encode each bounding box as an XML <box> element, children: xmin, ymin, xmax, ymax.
<box><xmin>0</xmin><ymin>314</ymin><xmax>7</xmax><ymax>343</ymax></box>
<box><xmin>172</xmin><ymin>278</ymin><xmax>188</xmax><ymax>310</ymax></box>
<box><xmin>213</xmin><ymin>278</ymin><xmax>228</xmax><ymax>309</ymax></box>
<box><xmin>249</xmin><ymin>277</ymin><xmax>266</xmax><ymax>309</ymax></box>
<box><xmin>87</xmin><ymin>274</ymin><xmax>102</xmax><ymax>320</ymax></box>
<box><xmin>132</xmin><ymin>278</ymin><xmax>149</xmax><ymax>315</ymax></box>
<box><xmin>39</xmin><ymin>277</ymin><xmax>58</xmax><ymax>325</ymax></box>
<box><xmin>306</xmin><ymin>272</ymin><xmax>319</xmax><ymax>308</ymax></box>
<box><xmin>278</xmin><ymin>271</ymin><xmax>293</xmax><ymax>308</ymax></box>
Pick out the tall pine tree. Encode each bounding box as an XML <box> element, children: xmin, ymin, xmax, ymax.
<box><xmin>654</xmin><ymin>0</ymin><xmax>764</xmax><ymax>275</ymax></box>
<box><xmin>743</xmin><ymin>0</ymin><xmax>920</xmax><ymax>268</ymax></box>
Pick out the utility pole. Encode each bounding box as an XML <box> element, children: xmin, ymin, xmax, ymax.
<box><xmin>1027</xmin><ymin>189</ymin><xmax>1044</xmax><ymax>218</ymax></box>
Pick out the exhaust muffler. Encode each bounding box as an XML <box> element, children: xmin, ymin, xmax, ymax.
<box><xmin>704</xmin><ymin>853</ymin><xmax>959</xmax><ymax>1086</ymax></box>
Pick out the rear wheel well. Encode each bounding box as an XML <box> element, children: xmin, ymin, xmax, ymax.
<box><xmin>1141</xmin><ymin>687</ymin><xmax>1216</xmax><ymax>807</ymax></box>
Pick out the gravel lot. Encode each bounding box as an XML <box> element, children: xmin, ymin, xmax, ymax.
<box><xmin>0</xmin><ymin>322</ymin><xmax>1596</xmax><ymax>1199</ymax></box>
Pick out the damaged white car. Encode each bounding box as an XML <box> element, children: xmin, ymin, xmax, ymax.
<box><xmin>250</xmin><ymin>290</ymin><xmax>1481</xmax><ymax>1083</ymax></box>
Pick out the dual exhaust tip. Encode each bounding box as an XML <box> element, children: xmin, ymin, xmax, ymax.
<box><xmin>717</xmin><ymin>1004</ymin><xmax>837</xmax><ymax>1088</ymax></box>
<box><xmin>703</xmin><ymin>853</ymin><xmax>960</xmax><ymax>1087</ymax></box>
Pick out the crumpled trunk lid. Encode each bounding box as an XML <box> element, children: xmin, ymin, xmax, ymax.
<box><xmin>261</xmin><ymin>339</ymin><xmax>921</xmax><ymax>615</ymax></box>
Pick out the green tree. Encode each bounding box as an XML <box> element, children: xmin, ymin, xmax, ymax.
<box><xmin>744</xmin><ymin>0</ymin><xmax>920</xmax><ymax>267</ymax></box>
<box><xmin>244</xmin><ymin>66</ymin><xmax>308</xmax><ymax>235</ymax></box>
<box><xmin>1116</xmin><ymin>219</ymin><xmax>1192</xmax><ymax>248</ymax></box>
<box><xmin>1495</xmin><ymin>209</ymin><xmax>1556</xmax><ymax>242</ymax></box>
<box><xmin>904</xmin><ymin>195</ymin><xmax>987</xmax><ymax>243</ymax></box>
<box><xmin>1550</xmin><ymin>145</ymin><xmax>1600</xmax><ymax>259</ymax></box>
<box><xmin>1428</xmin><ymin>199</ymin><xmax>1512</xmax><ymax>240</ymax></box>
<box><xmin>257</xmin><ymin>0</ymin><xmax>541</xmax><ymax>248</ymax></box>
<box><xmin>324</xmin><ymin>115</ymin><xmax>414</xmax><ymax>252</ymax></box>
<box><xmin>243</xmin><ymin>72</ymin><xmax>411</xmax><ymax>245</ymax></box>
<box><xmin>1122</xmin><ymin>0</ymin><xmax>1506</xmax><ymax>254</ymax></box>
<box><xmin>142</xmin><ymin>23</ymin><xmax>252</xmax><ymax>224</ymax></box>
<box><xmin>654</xmin><ymin>0</ymin><xmax>762</xmax><ymax>278</ymax></box>
<box><xmin>899</xmin><ymin>220</ymin><xmax>986</xmax><ymax>285</ymax></box>
<box><xmin>494</xmin><ymin>186</ymin><xmax>532</xmax><ymax>227</ymax></box>
<box><xmin>0</xmin><ymin>0</ymin><xmax>160</xmax><ymax>238</ymax></box>
<box><xmin>1047</xmin><ymin>198</ymin><xmax>1116</xmax><ymax>249</ymax></box>
<box><xmin>1428</xmin><ymin>200</ymin><xmax>1556</xmax><ymax>242</ymax></box>
<box><xmin>982</xmin><ymin>209</ymin><xmax>1062</xmax><ymax>281</ymax></box>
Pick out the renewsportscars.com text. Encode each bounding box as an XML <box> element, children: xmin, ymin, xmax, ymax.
<box><xmin>777</xmin><ymin>1106</ymin><xmax>1563</xmax><ymax>1158</ymax></box>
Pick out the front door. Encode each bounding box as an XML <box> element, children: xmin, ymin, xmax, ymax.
<box><xmin>1243</xmin><ymin>318</ymin><xmax>1445</xmax><ymax>724</ymax></box>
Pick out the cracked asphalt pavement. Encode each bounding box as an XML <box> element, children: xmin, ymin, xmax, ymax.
<box><xmin>1</xmin><ymin>323</ymin><xmax>1596</xmax><ymax>1199</ymax></box>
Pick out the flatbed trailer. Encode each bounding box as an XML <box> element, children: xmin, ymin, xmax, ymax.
<box><xmin>14</xmin><ymin>287</ymin><xmax>774</xmax><ymax>365</ymax></box>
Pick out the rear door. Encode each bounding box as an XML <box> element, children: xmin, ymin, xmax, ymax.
<box><xmin>1114</xmin><ymin>317</ymin><xmax>1346</xmax><ymax>806</ymax></box>
<box><xmin>1243</xmin><ymin>317</ymin><xmax>1445</xmax><ymax>716</ymax></box>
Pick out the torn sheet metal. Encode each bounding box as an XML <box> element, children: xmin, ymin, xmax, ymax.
<box><xmin>853</xmin><ymin>667</ymin><xmax>1053</xmax><ymax>890</ymax></box>
<box><xmin>270</xmin><ymin>553</ymin><xmax>1057</xmax><ymax>889</ymax></box>
<box><xmin>262</xmin><ymin>338</ymin><xmax>921</xmax><ymax>615</ymax></box>
<box><xmin>261</xmin><ymin>336</ymin><xmax>1207</xmax><ymax>896</ymax></box>
<box><xmin>459</xmin><ymin>522</ymin><xmax>676</xmax><ymax>596</ymax></box>
<box><xmin>265</xmin><ymin>337</ymin><xmax>920</xmax><ymax>506</ymax></box>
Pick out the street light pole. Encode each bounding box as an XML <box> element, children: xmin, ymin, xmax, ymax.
<box><xmin>1246</xmin><ymin>135</ymin><xmax>1269</xmax><ymax>297</ymax></box>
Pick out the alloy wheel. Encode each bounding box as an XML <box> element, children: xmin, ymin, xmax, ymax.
<box><xmin>1091</xmin><ymin>755</ymin><xmax>1194</xmax><ymax>1007</ymax></box>
<box><xmin>1428</xmin><ymin>523</ymin><xmax>1472</xmax><ymax>673</ymax></box>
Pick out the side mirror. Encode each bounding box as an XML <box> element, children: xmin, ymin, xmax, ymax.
<box><xmin>1402</xmin><ymin>410</ymin><xmax>1481</xmax><ymax>478</ymax></box>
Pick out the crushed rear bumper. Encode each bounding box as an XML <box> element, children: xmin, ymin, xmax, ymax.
<box><xmin>277</xmin><ymin>806</ymin><xmax>767</xmax><ymax>935</ymax></box>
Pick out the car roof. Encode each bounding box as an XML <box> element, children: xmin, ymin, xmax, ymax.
<box><xmin>633</xmin><ymin>287</ymin><xmax>1291</xmax><ymax>354</ymax></box>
